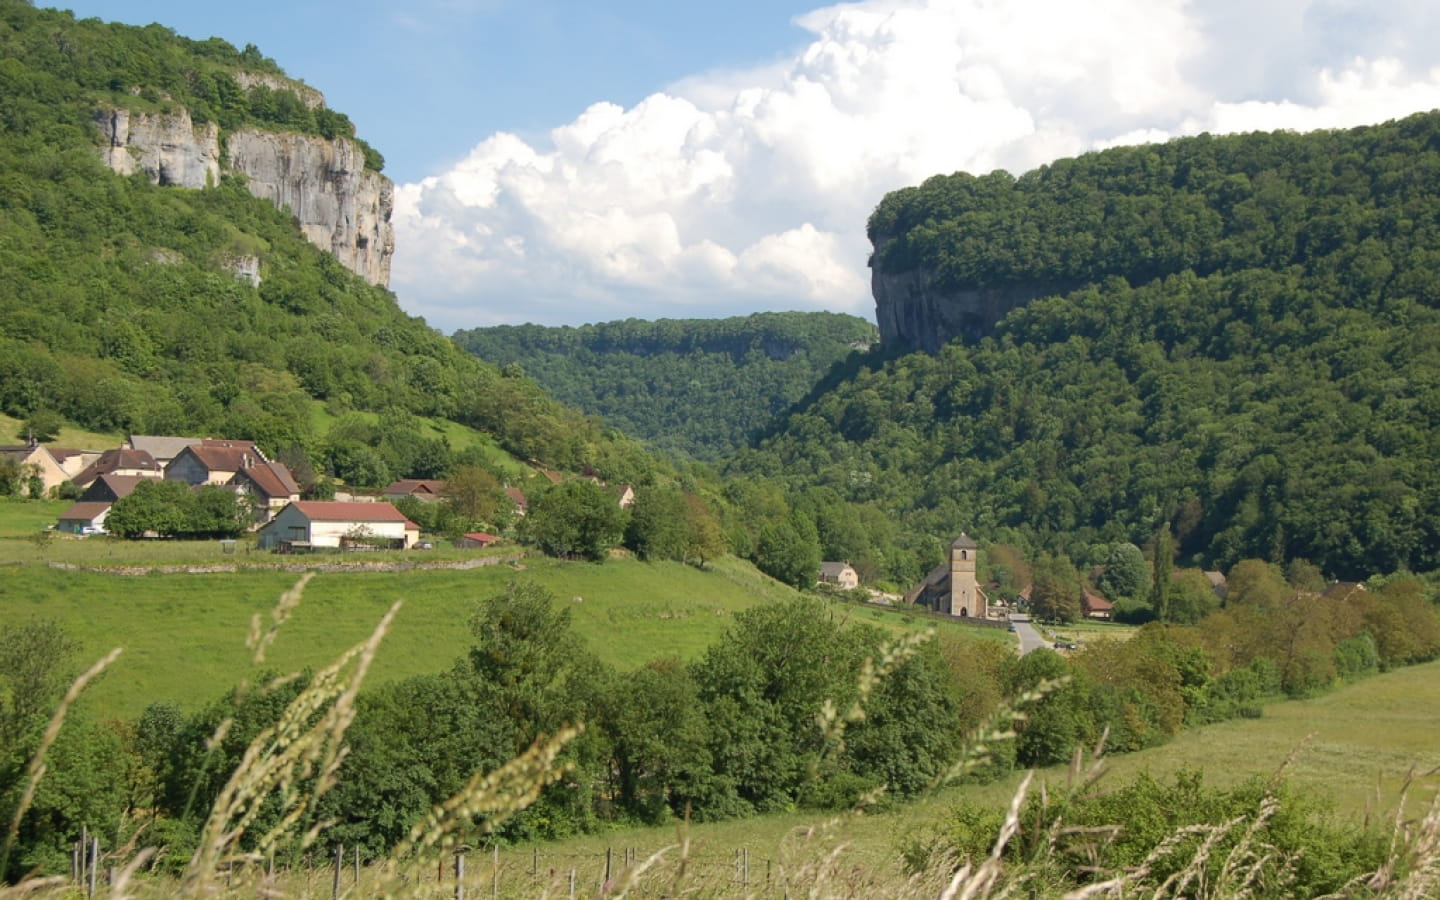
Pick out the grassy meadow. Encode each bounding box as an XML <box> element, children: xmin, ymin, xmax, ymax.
<box><xmin>488</xmin><ymin>656</ymin><xmax>1440</xmax><ymax>887</ymax></box>
<box><xmin>0</xmin><ymin>537</ymin><xmax>1003</xmax><ymax>720</ymax></box>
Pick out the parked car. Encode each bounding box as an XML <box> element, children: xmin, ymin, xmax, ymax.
<box><xmin>1053</xmin><ymin>640</ymin><xmax>1077</xmax><ymax>650</ymax></box>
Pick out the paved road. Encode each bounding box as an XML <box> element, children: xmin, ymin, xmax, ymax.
<box><xmin>1008</xmin><ymin>614</ymin><xmax>1048</xmax><ymax>655</ymax></box>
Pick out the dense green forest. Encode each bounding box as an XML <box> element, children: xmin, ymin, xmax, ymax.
<box><xmin>0</xmin><ymin>1</ymin><xmax>657</xmax><ymax>487</ymax></box>
<box><xmin>730</xmin><ymin>112</ymin><xmax>1440</xmax><ymax>582</ymax></box>
<box><xmin>453</xmin><ymin>312</ymin><xmax>878</xmax><ymax>461</ymax></box>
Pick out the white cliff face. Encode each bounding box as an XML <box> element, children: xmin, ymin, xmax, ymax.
<box><xmin>93</xmin><ymin>106</ymin><xmax>394</xmax><ymax>288</ymax></box>
<box><xmin>95</xmin><ymin>108</ymin><xmax>220</xmax><ymax>189</ymax></box>
<box><xmin>227</xmin><ymin>129</ymin><xmax>394</xmax><ymax>287</ymax></box>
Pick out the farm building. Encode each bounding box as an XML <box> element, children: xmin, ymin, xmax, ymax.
<box><xmin>256</xmin><ymin>501</ymin><xmax>421</xmax><ymax>551</ymax></box>
<box><xmin>455</xmin><ymin>532</ymin><xmax>499</xmax><ymax>549</ymax></box>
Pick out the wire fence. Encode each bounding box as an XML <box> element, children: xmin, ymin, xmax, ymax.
<box><xmin>65</xmin><ymin>837</ymin><xmax>785</xmax><ymax>899</ymax></box>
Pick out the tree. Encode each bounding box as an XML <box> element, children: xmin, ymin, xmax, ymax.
<box><xmin>624</xmin><ymin>486</ymin><xmax>688</xmax><ymax>561</ymax></box>
<box><xmin>187</xmin><ymin>485</ymin><xmax>249</xmax><ymax>538</ymax></box>
<box><xmin>682</xmin><ymin>494</ymin><xmax>728</xmax><ymax>567</ymax></box>
<box><xmin>1098</xmin><ymin>543</ymin><xmax>1149</xmax><ymax>603</ymax></box>
<box><xmin>752</xmin><ymin>516</ymin><xmax>822</xmax><ymax>589</ymax></box>
<box><xmin>1030</xmin><ymin>554</ymin><xmax>1081</xmax><ymax>623</ymax></box>
<box><xmin>105</xmin><ymin>479</ymin><xmax>193</xmax><ymax>538</ymax></box>
<box><xmin>442</xmin><ymin>465</ymin><xmax>505</xmax><ymax>530</ymax></box>
<box><xmin>18</xmin><ymin>410</ymin><xmax>62</xmax><ymax>443</ymax></box>
<box><xmin>521</xmin><ymin>481</ymin><xmax>625</xmax><ymax>562</ymax></box>
<box><xmin>1149</xmin><ymin>525</ymin><xmax>1175</xmax><ymax>621</ymax></box>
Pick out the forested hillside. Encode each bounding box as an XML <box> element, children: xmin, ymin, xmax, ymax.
<box><xmin>732</xmin><ymin>113</ymin><xmax>1440</xmax><ymax>581</ymax></box>
<box><xmin>453</xmin><ymin>312</ymin><xmax>878</xmax><ymax>460</ymax></box>
<box><xmin>0</xmin><ymin>2</ymin><xmax>654</xmax><ymax>485</ymax></box>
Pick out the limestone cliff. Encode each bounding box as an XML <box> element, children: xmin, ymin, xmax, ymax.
<box><xmin>226</xmin><ymin>130</ymin><xmax>393</xmax><ymax>287</ymax></box>
<box><xmin>870</xmin><ymin>241</ymin><xmax>1075</xmax><ymax>353</ymax></box>
<box><xmin>93</xmin><ymin>96</ymin><xmax>393</xmax><ymax>288</ymax></box>
<box><xmin>95</xmin><ymin>107</ymin><xmax>220</xmax><ymax>189</ymax></box>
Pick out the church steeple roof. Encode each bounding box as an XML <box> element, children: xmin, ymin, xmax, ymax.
<box><xmin>951</xmin><ymin>532</ymin><xmax>977</xmax><ymax>549</ymax></box>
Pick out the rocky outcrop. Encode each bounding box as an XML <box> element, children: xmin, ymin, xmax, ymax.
<box><xmin>93</xmin><ymin>105</ymin><xmax>393</xmax><ymax>288</ymax></box>
<box><xmin>871</xmin><ymin>242</ymin><xmax>1076</xmax><ymax>353</ymax></box>
<box><xmin>95</xmin><ymin>108</ymin><xmax>220</xmax><ymax>188</ymax></box>
<box><xmin>227</xmin><ymin>130</ymin><xmax>394</xmax><ymax>287</ymax></box>
<box><xmin>232</xmin><ymin>72</ymin><xmax>325</xmax><ymax>109</ymax></box>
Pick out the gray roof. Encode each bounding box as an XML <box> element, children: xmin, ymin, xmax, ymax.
<box><xmin>127</xmin><ymin>435</ymin><xmax>201</xmax><ymax>461</ymax></box>
<box><xmin>951</xmin><ymin>533</ymin><xmax>978</xmax><ymax>549</ymax></box>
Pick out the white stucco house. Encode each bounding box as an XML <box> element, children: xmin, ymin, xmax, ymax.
<box><xmin>256</xmin><ymin>501</ymin><xmax>421</xmax><ymax>551</ymax></box>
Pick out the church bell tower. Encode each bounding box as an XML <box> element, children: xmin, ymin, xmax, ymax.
<box><xmin>950</xmin><ymin>533</ymin><xmax>983</xmax><ymax>618</ymax></box>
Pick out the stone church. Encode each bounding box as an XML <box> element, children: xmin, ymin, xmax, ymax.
<box><xmin>905</xmin><ymin>533</ymin><xmax>989</xmax><ymax>619</ymax></box>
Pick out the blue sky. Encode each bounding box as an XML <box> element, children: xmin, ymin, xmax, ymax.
<box><xmin>54</xmin><ymin>2</ymin><xmax>1440</xmax><ymax>332</ymax></box>
<box><xmin>61</xmin><ymin>0</ymin><xmax>822</xmax><ymax>182</ymax></box>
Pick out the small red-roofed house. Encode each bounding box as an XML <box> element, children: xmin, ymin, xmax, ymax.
<box><xmin>257</xmin><ymin>501</ymin><xmax>420</xmax><ymax>551</ymax></box>
<box><xmin>383</xmin><ymin>479</ymin><xmax>448</xmax><ymax>503</ymax></box>
<box><xmin>455</xmin><ymin>532</ymin><xmax>499</xmax><ymax>549</ymax></box>
<box><xmin>1081</xmin><ymin>589</ymin><xmax>1114</xmax><ymax>620</ymax></box>
<box><xmin>230</xmin><ymin>461</ymin><xmax>302</xmax><ymax>525</ymax></box>
<box><xmin>505</xmin><ymin>487</ymin><xmax>528</xmax><ymax>517</ymax></box>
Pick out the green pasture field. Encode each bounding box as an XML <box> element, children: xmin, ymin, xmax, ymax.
<box><xmin>0</xmin><ymin>412</ymin><xmax>120</xmax><ymax>452</ymax></box>
<box><xmin>490</xmin><ymin>657</ymin><xmax>1440</xmax><ymax>885</ymax></box>
<box><xmin>0</xmin><ymin>553</ymin><xmax>1005</xmax><ymax>720</ymax></box>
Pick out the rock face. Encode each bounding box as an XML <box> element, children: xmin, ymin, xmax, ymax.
<box><xmin>870</xmin><ymin>242</ymin><xmax>1076</xmax><ymax>353</ymax></box>
<box><xmin>95</xmin><ymin>108</ymin><xmax>220</xmax><ymax>189</ymax></box>
<box><xmin>93</xmin><ymin>105</ymin><xmax>393</xmax><ymax>288</ymax></box>
<box><xmin>227</xmin><ymin>130</ymin><xmax>394</xmax><ymax>287</ymax></box>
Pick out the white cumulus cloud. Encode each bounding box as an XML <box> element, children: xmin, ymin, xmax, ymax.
<box><xmin>393</xmin><ymin>0</ymin><xmax>1440</xmax><ymax>331</ymax></box>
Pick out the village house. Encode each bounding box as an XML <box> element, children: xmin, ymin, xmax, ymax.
<box><xmin>1081</xmin><ymin>589</ymin><xmax>1114</xmax><ymax>620</ymax></box>
<box><xmin>56</xmin><ymin>502</ymin><xmax>113</xmax><ymax>535</ymax></box>
<box><xmin>383</xmin><ymin>479</ymin><xmax>447</xmax><ymax>503</ymax></box>
<box><xmin>165</xmin><ymin>441</ymin><xmax>267</xmax><ymax>486</ymax></box>
<box><xmin>0</xmin><ymin>441</ymin><xmax>68</xmax><ymax>496</ymax></box>
<box><xmin>256</xmin><ymin>501</ymin><xmax>421</xmax><ymax>551</ymax></box>
<box><xmin>124</xmin><ymin>435</ymin><xmax>202</xmax><ymax>468</ymax></box>
<box><xmin>72</xmin><ymin>448</ymin><xmax>163</xmax><ymax>487</ymax></box>
<box><xmin>505</xmin><ymin>486</ymin><xmax>528</xmax><ymax>517</ymax></box>
<box><xmin>48</xmin><ymin>447</ymin><xmax>101</xmax><ymax>480</ymax></box>
<box><xmin>818</xmin><ymin>561</ymin><xmax>859</xmax><ymax>590</ymax></box>
<box><xmin>229</xmin><ymin>461</ymin><xmax>302</xmax><ymax>525</ymax></box>
<box><xmin>79</xmin><ymin>473</ymin><xmax>147</xmax><ymax>504</ymax></box>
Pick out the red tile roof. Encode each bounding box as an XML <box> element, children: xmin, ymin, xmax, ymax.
<box><xmin>73</xmin><ymin>449</ymin><xmax>161</xmax><ymax>484</ymax></box>
<box><xmin>385</xmin><ymin>479</ymin><xmax>447</xmax><ymax>496</ymax></box>
<box><xmin>180</xmin><ymin>444</ymin><xmax>264</xmax><ymax>473</ymax></box>
<box><xmin>291</xmin><ymin>501</ymin><xmax>418</xmax><ymax>525</ymax></box>
<box><xmin>233</xmin><ymin>461</ymin><xmax>300</xmax><ymax>499</ymax></box>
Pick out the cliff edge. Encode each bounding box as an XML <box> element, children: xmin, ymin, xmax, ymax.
<box><xmin>870</xmin><ymin>241</ymin><xmax>1074</xmax><ymax>353</ymax></box>
<box><xmin>94</xmin><ymin>83</ymin><xmax>393</xmax><ymax>289</ymax></box>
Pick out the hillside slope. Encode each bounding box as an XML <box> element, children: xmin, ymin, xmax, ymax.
<box><xmin>0</xmin><ymin>3</ymin><xmax>655</xmax><ymax>485</ymax></box>
<box><xmin>731</xmin><ymin>113</ymin><xmax>1440</xmax><ymax>580</ymax></box>
<box><xmin>453</xmin><ymin>312</ymin><xmax>878</xmax><ymax>460</ymax></box>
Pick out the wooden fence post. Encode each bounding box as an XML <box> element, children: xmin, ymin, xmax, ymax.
<box><xmin>331</xmin><ymin>845</ymin><xmax>342</xmax><ymax>900</ymax></box>
<box><xmin>88</xmin><ymin>835</ymin><xmax>98</xmax><ymax>899</ymax></box>
<box><xmin>454</xmin><ymin>849</ymin><xmax>466</xmax><ymax>900</ymax></box>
